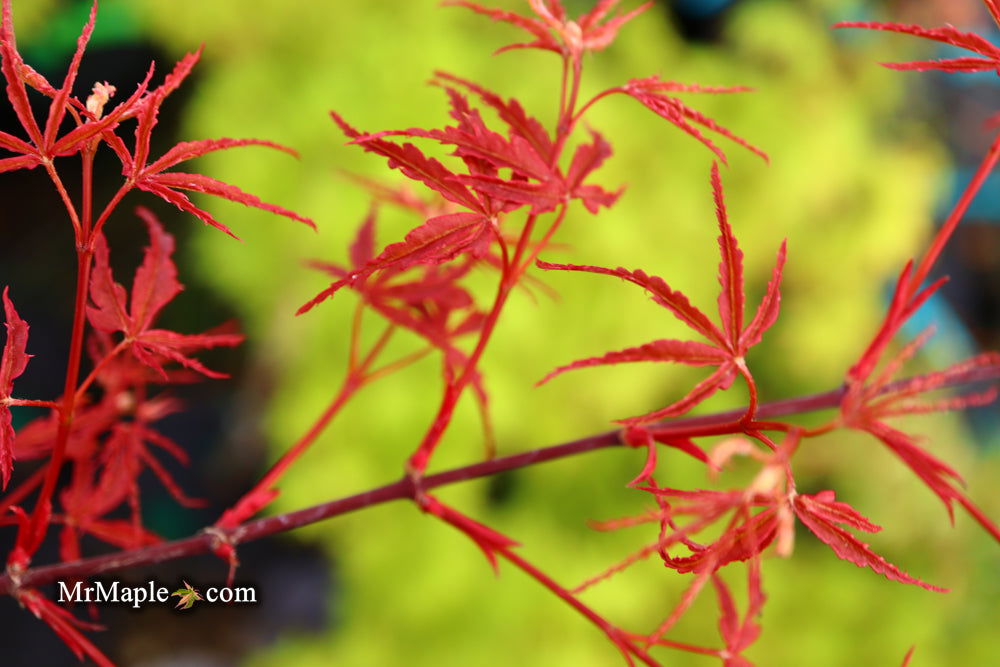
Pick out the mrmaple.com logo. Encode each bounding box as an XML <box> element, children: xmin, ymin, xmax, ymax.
<box><xmin>57</xmin><ymin>580</ymin><xmax>257</xmax><ymax>610</ymax></box>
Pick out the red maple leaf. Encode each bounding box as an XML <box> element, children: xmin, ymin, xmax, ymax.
<box><xmin>793</xmin><ymin>490</ymin><xmax>946</xmax><ymax>592</ymax></box>
<box><xmin>100</xmin><ymin>52</ymin><xmax>314</xmax><ymax>239</ymax></box>
<box><xmin>445</xmin><ymin>0</ymin><xmax>652</xmax><ymax>58</ymax></box>
<box><xmin>87</xmin><ymin>207</ymin><xmax>243</xmax><ymax>379</ymax></box>
<box><xmin>538</xmin><ymin>164</ymin><xmax>786</xmax><ymax>424</ymax></box>
<box><xmin>836</xmin><ymin>1</ymin><xmax>1000</xmax><ymax>127</ymax></box>
<box><xmin>609</xmin><ymin>77</ymin><xmax>768</xmax><ymax>165</ymax></box>
<box><xmin>840</xmin><ymin>329</ymin><xmax>1000</xmax><ymax>525</ymax></box>
<box><xmin>836</xmin><ymin>3</ymin><xmax>1000</xmax><ymax>75</ymax></box>
<box><xmin>711</xmin><ymin>559</ymin><xmax>765</xmax><ymax>667</ymax></box>
<box><xmin>19</xmin><ymin>588</ymin><xmax>112</xmax><ymax>666</ymax></box>
<box><xmin>0</xmin><ymin>286</ymin><xmax>29</xmax><ymax>489</ymax></box>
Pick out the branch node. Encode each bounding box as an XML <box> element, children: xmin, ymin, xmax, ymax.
<box><xmin>201</xmin><ymin>526</ymin><xmax>240</xmax><ymax>586</ymax></box>
<box><xmin>5</xmin><ymin>562</ymin><xmax>25</xmax><ymax>602</ymax></box>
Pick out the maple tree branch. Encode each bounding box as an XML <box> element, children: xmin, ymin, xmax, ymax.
<box><xmin>3</xmin><ymin>361</ymin><xmax>997</xmax><ymax>595</ymax></box>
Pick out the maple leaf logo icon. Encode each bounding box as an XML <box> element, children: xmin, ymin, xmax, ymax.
<box><xmin>171</xmin><ymin>581</ymin><xmax>202</xmax><ymax>610</ymax></box>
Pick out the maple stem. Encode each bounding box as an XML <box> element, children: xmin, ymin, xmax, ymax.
<box><xmin>558</xmin><ymin>54</ymin><xmax>570</xmax><ymax>125</ymax></box>
<box><xmin>21</xmin><ymin>246</ymin><xmax>94</xmax><ymax>565</ymax></box>
<box><xmin>81</xmin><ymin>146</ymin><xmax>95</xmax><ymax>239</ymax></box>
<box><xmin>518</xmin><ymin>204</ymin><xmax>568</xmax><ymax>275</ymax></box>
<box><xmin>553</xmin><ymin>58</ymin><xmax>584</xmax><ymax>158</ymax></box>
<box><xmin>5</xmin><ymin>399</ymin><xmax>59</xmax><ymax>408</ymax></box>
<box><xmin>908</xmin><ymin>133</ymin><xmax>1000</xmax><ymax>298</ymax></box>
<box><xmin>348</xmin><ymin>299</ymin><xmax>365</xmax><ymax>372</ymax></box>
<box><xmin>497</xmin><ymin>546</ymin><xmax>662</xmax><ymax>667</ymax></box>
<box><xmin>89</xmin><ymin>181</ymin><xmax>133</xmax><ymax>243</ymax></box>
<box><xmin>74</xmin><ymin>339</ymin><xmax>129</xmax><ymax>401</ymax></box>
<box><xmin>406</xmin><ymin>212</ymin><xmax>540</xmax><ymax>474</ymax></box>
<box><xmin>217</xmin><ymin>323</ymin><xmax>399</xmax><ymax>528</ymax></box>
<box><xmin>5</xmin><ymin>365</ymin><xmax>997</xmax><ymax>592</ymax></box>
<box><xmin>216</xmin><ymin>367</ymin><xmax>363</xmax><ymax>529</ymax></box>
<box><xmin>43</xmin><ymin>161</ymin><xmax>83</xmax><ymax>242</ymax></box>
<box><xmin>363</xmin><ymin>346</ymin><xmax>432</xmax><ymax>385</ymax></box>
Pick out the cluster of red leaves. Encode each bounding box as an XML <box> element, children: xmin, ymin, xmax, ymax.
<box><xmin>0</xmin><ymin>0</ymin><xmax>314</xmax><ymax>661</ymax></box>
<box><xmin>0</xmin><ymin>0</ymin><xmax>313</xmax><ymax>240</ymax></box>
<box><xmin>2</xmin><ymin>209</ymin><xmax>244</xmax><ymax>662</ymax></box>
<box><xmin>1</xmin><ymin>0</ymin><xmax>997</xmax><ymax>664</ymax></box>
<box><xmin>832</xmin><ymin>0</ymin><xmax>1000</xmax><ymax>546</ymax></box>
<box><xmin>445</xmin><ymin>0</ymin><xmax>653</xmax><ymax>60</ymax></box>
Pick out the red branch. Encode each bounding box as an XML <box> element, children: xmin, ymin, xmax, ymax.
<box><xmin>2</xmin><ymin>362</ymin><xmax>996</xmax><ymax>596</ymax></box>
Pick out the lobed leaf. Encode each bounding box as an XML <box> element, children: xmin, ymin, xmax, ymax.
<box><xmin>140</xmin><ymin>172</ymin><xmax>316</xmax><ymax>236</ymax></box>
<box><xmin>578</xmin><ymin>1</ymin><xmax>653</xmax><ymax>51</ymax></box>
<box><xmin>794</xmin><ymin>491</ymin><xmax>946</xmax><ymax>592</ymax></box>
<box><xmin>144</xmin><ymin>137</ymin><xmax>299</xmax><ymax>176</ymax></box>
<box><xmin>333</xmin><ymin>110</ymin><xmax>485</xmax><ymax>213</ymax></box>
<box><xmin>444</xmin><ymin>0</ymin><xmax>561</xmax><ymax>55</ymax></box>
<box><xmin>459</xmin><ymin>173</ymin><xmax>562</xmax><ymax>213</ymax></box>
<box><xmin>0</xmin><ymin>286</ymin><xmax>29</xmax><ymax>488</ymax></box>
<box><xmin>433</xmin><ymin>71</ymin><xmax>554</xmax><ymax>164</ymax></box>
<box><xmin>621</xmin><ymin>78</ymin><xmax>768</xmax><ymax>164</ymax></box>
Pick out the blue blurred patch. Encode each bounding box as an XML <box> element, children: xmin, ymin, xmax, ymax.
<box><xmin>673</xmin><ymin>0</ymin><xmax>734</xmax><ymax>19</ymax></box>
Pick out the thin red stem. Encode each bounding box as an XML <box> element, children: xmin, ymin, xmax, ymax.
<box><xmin>43</xmin><ymin>161</ymin><xmax>83</xmax><ymax>242</ymax></box>
<box><xmin>216</xmin><ymin>323</ymin><xmax>398</xmax><ymax>528</ymax></box>
<box><xmin>73</xmin><ymin>339</ymin><xmax>128</xmax><ymax>402</ymax></box>
<box><xmin>89</xmin><ymin>181</ymin><xmax>133</xmax><ymax>245</ymax></box>
<box><xmin>407</xmin><ymin>212</ymin><xmax>541</xmax><ymax>474</ymax></box>
<box><xmin>19</xmin><ymin>247</ymin><xmax>94</xmax><ymax>565</ymax></box>
<box><xmin>81</xmin><ymin>147</ymin><xmax>95</xmax><ymax>239</ymax></box>
<box><xmin>498</xmin><ymin>546</ymin><xmax>661</xmax><ymax>667</ymax></box>
<box><xmin>4</xmin><ymin>399</ymin><xmax>59</xmax><ymax>408</ymax></box>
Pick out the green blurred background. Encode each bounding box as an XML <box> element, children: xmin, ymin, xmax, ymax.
<box><xmin>6</xmin><ymin>0</ymin><xmax>1000</xmax><ymax>664</ymax></box>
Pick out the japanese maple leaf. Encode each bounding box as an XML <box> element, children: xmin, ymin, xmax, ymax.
<box><xmin>538</xmin><ymin>164</ymin><xmax>787</xmax><ymax>424</ymax></box>
<box><xmin>0</xmin><ymin>286</ymin><xmax>29</xmax><ymax>489</ymax></box>
<box><xmin>171</xmin><ymin>581</ymin><xmax>203</xmax><ymax>610</ymax></box>
<box><xmin>793</xmin><ymin>490</ymin><xmax>946</xmax><ymax>592</ymax></box>
<box><xmin>87</xmin><ymin>207</ymin><xmax>243</xmax><ymax>379</ymax></box>
<box><xmin>711</xmin><ymin>560</ymin><xmax>765</xmax><ymax>667</ymax></box>
<box><xmin>19</xmin><ymin>588</ymin><xmax>112</xmax><ymax>666</ymax></box>
<box><xmin>0</xmin><ymin>1</ymin><xmax>111</xmax><ymax>171</ymax></box>
<box><xmin>97</xmin><ymin>51</ymin><xmax>314</xmax><ymax>239</ymax></box>
<box><xmin>841</xmin><ymin>328</ymin><xmax>1000</xmax><ymax>524</ymax></box>
<box><xmin>433</xmin><ymin>71</ymin><xmax>555</xmax><ymax>167</ymax></box>
<box><xmin>608</xmin><ymin>77</ymin><xmax>768</xmax><ymax>165</ymax></box>
<box><xmin>366</xmin><ymin>80</ymin><xmax>619</xmax><ymax>216</ymax></box>
<box><xmin>298</xmin><ymin>135</ymin><xmax>498</xmax><ymax>316</ymax></box>
<box><xmin>446</xmin><ymin>0</ymin><xmax>652</xmax><ymax>59</ymax></box>
<box><xmin>0</xmin><ymin>2</ymin><xmax>159</xmax><ymax>173</ymax></box>
<box><xmin>836</xmin><ymin>0</ymin><xmax>1000</xmax><ymax>75</ymax></box>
